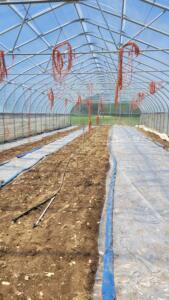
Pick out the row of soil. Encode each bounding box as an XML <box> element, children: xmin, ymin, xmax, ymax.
<box><xmin>139</xmin><ymin>129</ymin><xmax>169</xmax><ymax>150</ymax></box>
<box><xmin>0</xmin><ymin>126</ymin><xmax>110</xmax><ymax>300</ymax></box>
<box><xmin>0</xmin><ymin>127</ymin><xmax>78</xmax><ymax>164</ymax></box>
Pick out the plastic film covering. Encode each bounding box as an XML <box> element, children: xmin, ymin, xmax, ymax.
<box><xmin>0</xmin><ymin>126</ymin><xmax>77</xmax><ymax>152</ymax></box>
<box><xmin>112</xmin><ymin>125</ymin><xmax>169</xmax><ymax>299</ymax></box>
<box><xmin>0</xmin><ymin>128</ymin><xmax>86</xmax><ymax>187</ymax></box>
<box><xmin>93</xmin><ymin>127</ymin><xmax>116</xmax><ymax>300</ymax></box>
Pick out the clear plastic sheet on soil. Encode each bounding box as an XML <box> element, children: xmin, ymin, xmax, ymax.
<box><xmin>0</xmin><ymin>128</ymin><xmax>86</xmax><ymax>187</ymax></box>
<box><xmin>112</xmin><ymin>125</ymin><xmax>169</xmax><ymax>299</ymax></box>
<box><xmin>93</xmin><ymin>126</ymin><xmax>116</xmax><ymax>300</ymax></box>
<box><xmin>0</xmin><ymin>126</ymin><xmax>77</xmax><ymax>153</ymax></box>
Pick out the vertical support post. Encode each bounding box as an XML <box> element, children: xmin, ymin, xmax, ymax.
<box><xmin>22</xmin><ymin>112</ymin><xmax>24</xmax><ymax>138</ymax></box>
<box><xmin>3</xmin><ymin>112</ymin><xmax>6</xmax><ymax>143</ymax></box>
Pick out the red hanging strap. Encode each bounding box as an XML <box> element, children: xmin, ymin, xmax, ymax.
<box><xmin>138</xmin><ymin>92</ymin><xmax>144</xmax><ymax>102</ymax></box>
<box><xmin>125</xmin><ymin>47</ymin><xmax>133</xmax><ymax>85</ymax></box>
<box><xmin>0</xmin><ymin>51</ymin><xmax>7</xmax><ymax>82</ymax></box>
<box><xmin>76</xmin><ymin>95</ymin><xmax>81</xmax><ymax>106</ymax></box>
<box><xmin>149</xmin><ymin>80</ymin><xmax>164</xmax><ymax>94</ymax></box>
<box><xmin>149</xmin><ymin>81</ymin><xmax>156</xmax><ymax>94</ymax></box>
<box><xmin>52</xmin><ymin>41</ymin><xmax>73</xmax><ymax>82</ymax></box>
<box><xmin>87</xmin><ymin>99</ymin><xmax>92</xmax><ymax>117</ymax></box>
<box><xmin>115</xmin><ymin>83</ymin><xmax>120</xmax><ymax>108</ymax></box>
<box><xmin>131</xmin><ymin>91</ymin><xmax>144</xmax><ymax>111</ymax></box>
<box><xmin>131</xmin><ymin>93</ymin><xmax>143</xmax><ymax>111</ymax></box>
<box><xmin>48</xmin><ymin>88</ymin><xmax>55</xmax><ymax>110</ymax></box>
<box><xmin>86</xmin><ymin>99</ymin><xmax>92</xmax><ymax>133</ymax></box>
<box><xmin>96</xmin><ymin>115</ymin><xmax>100</xmax><ymax>125</ymax></box>
<box><xmin>115</xmin><ymin>42</ymin><xmax>140</xmax><ymax>107</ymax></box>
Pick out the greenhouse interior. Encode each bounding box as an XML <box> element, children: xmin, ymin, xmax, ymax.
<box><xmin>0</xmin><ymin>0</ymin><xmax>169</xmax><ymax>299</ymax></box>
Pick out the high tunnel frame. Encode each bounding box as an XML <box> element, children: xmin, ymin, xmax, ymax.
<box><xmin>0</xmin><ymin>0</ymin><xmax>169</xmax><ymax>134</ymax></box>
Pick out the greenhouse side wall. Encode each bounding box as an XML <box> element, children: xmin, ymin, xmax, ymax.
<box><xmin>0</xmin><ymin>113</ymin><xmax>71</xmax><ymax>143</ymax></box>
<box><xmin>140</xmin><ymin>113</ymin><xmax>169</xmax><ymax>135</ymax></box>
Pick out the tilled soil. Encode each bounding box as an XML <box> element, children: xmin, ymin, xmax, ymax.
<box><xmin>139</xmin><ymin>129</ymin><xmax>169</xmax><ymax>150</ymax></box>
<box><xmin>0</xmin><ymin>126</ymin><xmax>109</xmax><ymax>300</ymax></box>
<box><xmin>0</xmin><ymin>127</ymin><xmax>78</xmax><ymax>164</ymax></box>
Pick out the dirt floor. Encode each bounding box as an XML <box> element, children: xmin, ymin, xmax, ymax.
<box><xmin>139</xmin><ymin>129</ymin><xmax>169</xmax><ymax>150</ymax></box>
<box><xmin>0</xmin><ymin>126</ymin><xmax>109</xmax><ymax>300</ymax></box>
<box><xmin>0</xmin><ymin>127</ymin><xmax>78</xmax><ymax>164</ymax></box>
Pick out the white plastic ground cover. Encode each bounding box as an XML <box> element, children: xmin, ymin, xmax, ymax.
<box><xmin>137</xmin><ymin>124</ymin><xmax>169</xmax><ymax>142</ymax></box>
<box><xmin>0</xmin><ymin>126</ymin><xmax>77</xmax><ymax>153</ymax></box>
<box><xmin>93</xmin><ymin>127</ymin><xmax>116</xmax><ymax>300</ymax></box>
<box><xmin>0</xmin><ymin>128</ymin><xmax>85</xmax><ymax>187</ymax></box>
<box><xmin>113</xmin><ymin>125</ymin><xmax>169</xmax><ymax>299</ymax></box>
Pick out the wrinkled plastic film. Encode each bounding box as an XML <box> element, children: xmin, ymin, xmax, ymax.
<box><xmin>0</xmin><ymin>128</ymin><xmax>87</xmax><ymax>187</ymax></box>
<box><xmin>93</xmin><ymin>127</ymin><xmax>116</xmax><ymax>300</ymax></box>
<box><xmin>113</xmin><ymin>125</ymin><xmax>169</xmax><ymax>299</ymax></box>
<box><xmin>0</xmin><ymin>126</ymin><xmax>77</xmax><ymax>153</ymax></box>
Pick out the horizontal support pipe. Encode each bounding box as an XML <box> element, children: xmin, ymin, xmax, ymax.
<box><xmin>5</xmin><ymin>49</ymin><xmax>169</xmax><ymax>55</ymax></box>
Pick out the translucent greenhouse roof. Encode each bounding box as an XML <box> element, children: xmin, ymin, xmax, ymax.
<box><xmin>0</xmin><ymin>0</ymin><xmax>169</xmax><ymax>114</ymax></box>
